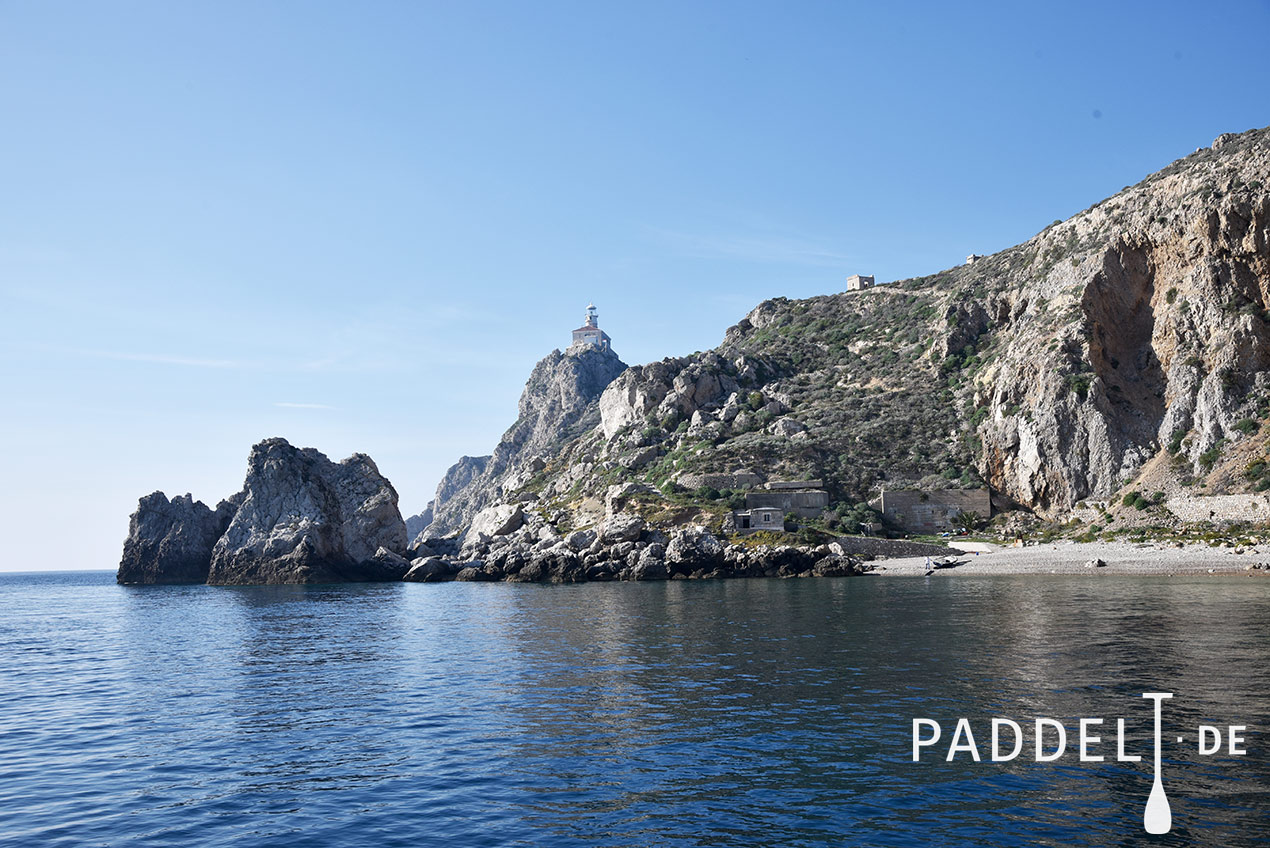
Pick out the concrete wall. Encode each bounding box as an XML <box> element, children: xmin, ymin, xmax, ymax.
<box><xmin>1165</xmin><ymin>494</ymin><xmax>1270</xmax><ymax>523</ymax></box>
<box><xmin>745</xmin><ymin>490</ymin><xmax>829</xmax><ymax>518</ymax></box>
<box><xmin>833</xmin><ymin>536</ymin><xmax>966</xmax><ymax>560</ymax></box>
<box><xmin>679</xmin><ymin>472</ymin><xmax>764</xmax><ymax>490</ymax></box>
<box><xmin>877</xmin><ymin>489</ymin><xmax>991</xmax><ymax>534</ymax></box>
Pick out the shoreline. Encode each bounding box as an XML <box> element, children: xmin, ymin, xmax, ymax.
<box><xmin>869</xmin><ymin>540</ymin><xmax>1270</xmax><ymax>576</ymax></box>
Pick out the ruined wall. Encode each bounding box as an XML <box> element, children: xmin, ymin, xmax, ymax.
<box><xmin>878</xmin><ymin>489</ymin><xmax>992</xmax><ymax>533</ymax></box>
<box><xmin>745</xmin><ymin>490</ymin><xmax>829</xmax><ymax>518</ymax></box>
<box><xmin>1165</xmin><ymin>493</ymin><xmax>1270</xmax><ymax>523</ymax></box>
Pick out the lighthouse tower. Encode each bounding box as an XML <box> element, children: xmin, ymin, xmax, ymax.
<box><xmin>571</xmin><ymin>303</ymin><xmax>612</xmax><ymax>351</ymax></box>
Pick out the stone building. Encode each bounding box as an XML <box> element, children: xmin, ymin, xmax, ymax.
<box><xmin>733</xmin><ymin>508</ymin><xmax>784</xmax><ymax>533</ymax></box>
<box><xmin>745</xmin><ymin>482</ymin><xmax>829</xmax><ymax>517</ymax></box>
<box><xmin>571</xmin><ymin>303</ymin><xmax>612</xmax><ymax>351</ymax></box>
<box><xmin>874</xmin><ymin>489</ymin><xmax>991</xmax><ymax>534</ymax></box>
<box><xmin>846</xmin><ymin>274</ymin><xmax>875</xmax><ymax>291</ymax></box>
<box><xmin>731</xmin><ymin>480</ymin><xmax>829</xmax><ymax>534</ymax></box>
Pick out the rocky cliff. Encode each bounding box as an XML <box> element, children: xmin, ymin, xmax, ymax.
<box><xmin>425</xmin><ymin>126</ymin><xmax>1270</xmax><ymax>537</ymax></box>
<box><xmin>118</xmin><ymin>438</ymin><xmax>409</xmax><ymax>585</ymax></box>
<box><xmin>424</xmin><ymin>343</ymin><xmax>627</xmax><ymax>535</ymax></box>
<box><xmin>207</xmin><ymin>438</ymin><xmax>409</xmax><ymax>584</ymax></box>
<box><xmin>118</xmin><ymin>492</ymin><xmax>240</xmax><ymax>584</ymax></box>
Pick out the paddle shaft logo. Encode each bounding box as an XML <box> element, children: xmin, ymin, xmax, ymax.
<box><xmin>911</xmin><ymin>693</ymin><xmax>1250</xmax><ymax>834</ymax></box>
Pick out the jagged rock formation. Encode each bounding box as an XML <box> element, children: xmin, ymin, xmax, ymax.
<box><xmin>417</xmin><ymin>455</ymin><xmax>489</xmax><ymax>542</ymax></box>
<box><xmin>118</xmin><ymin>438</ymin><xmax>409</xmax><ymax>585</ymax></box>
<box><xmin>427</xmin><ymin>125</ymin><xmax>1270</xmax><ymax>536</ymax></box>
<box><xmin>425</xmin><ymin>343</ymin><xmax>627</xmax><ymax>534</ymax></box>
<box><xmin>404</xmin><ymin>502</ymin><xmax>434</xmax><ymax>541</ymax></box>
<box><xmin>208</xmin><ymin>438</ymin><xmax>408</xmax><ymax>584</ymax></box>
<box><xmin>117</xmin><ymin>492</ymin><xmax>239</xmax><ymax>584</ymax></box>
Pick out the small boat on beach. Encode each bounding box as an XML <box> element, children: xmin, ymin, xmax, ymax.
<box><xmin>924</xmin><ymin>556</ymin><xmax>966</xmax><ymax>574</ymax></box>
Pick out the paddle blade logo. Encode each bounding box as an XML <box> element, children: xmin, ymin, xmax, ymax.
<box><xmin>1142</xmin><ymin>693</ymin><xmax>1172</xmax><ymax>834</ymax></box>
<box><xmin>911</xmin><ymin>691</ymin><xmax>1250</xmax><ymax>835</ymax></box>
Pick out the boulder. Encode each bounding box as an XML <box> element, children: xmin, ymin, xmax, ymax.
<box><xmin>600</xmin><ymin>512</ymin><xmax>646</xmax><ymax>543</ymax></box>
<box><xmin>812</xmin><ymin>555</ymin><xmax>862</xmax><ymax>577</ymax></box>
<box><xmin>359</xmin><ymin>546</ymin><xmax>413</xmax><ymax>581</ymax></box>
<box><xmin>404</xmin><ymin>556</ymin><xmax>450</xmax><ymax>582</ymax></box>
<box><xmin>455</xmin><ymin>563</ymin><xmax>496</xmax><ymax>582</ymax></box>
<box><xmin>564</xmin><ymin>528</ymin><xmax>597</xmax><ymax>550</ymax></box>
<box><xmin>770</xmin><ymin>417</ymin><xmax>808</xmax><ymax>438</ymax></box>
<box><xmin>665</xmin><ymin>526</ymin><xmax>725</xmax><ymax>573</ymax></box>
<box><xmin>465</xmin><ymin>504</ymin><xmax>524</xmax><ymax>544</ymax></box>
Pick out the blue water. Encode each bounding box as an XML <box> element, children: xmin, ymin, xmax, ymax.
<box><xmin>0</xmin><ymin>571</ymin><xmax>1267</xmax><ymax>846</ymax></box>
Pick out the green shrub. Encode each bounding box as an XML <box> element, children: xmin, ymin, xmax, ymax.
<box><xmin>1165</xmin><ymin>287</ymin><xmax>1178</xmax><ymax>304</ymax></box>
<box><xmin>1234</xmin><ymin>418</ymin><xmax>1258</xmax><ymax>435</ymax></box>
<box><xmin>1122</xmin><ymin>491</ymin><xmax>1141</xmax><ymax>507</ymax></box>
<box><xmin>1167</xmin><ymin>429</ymin><xmax>1187</xmax><ymax>454</ymax></box>
<box><xmin>1065</xmin><ymin>373</ymin><xmax>1093</xmax><ymax>400</ymax></box>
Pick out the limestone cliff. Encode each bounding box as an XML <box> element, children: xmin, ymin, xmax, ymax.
<box><xmin>436</xmin><ymin>125</ymin><xmax>1270</xmax><ymax>533</ymax></box>
<box><xmin>425</xmin><ymin>343</ymin><xmax>627</xmax><ymax>534</ymax></box>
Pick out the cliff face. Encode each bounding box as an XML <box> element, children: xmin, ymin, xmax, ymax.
<box><xmin>425</xmin><ymin>343</ymin><xmax>627</xmax><ymax>535</ymax></box>
<box><xmin>969</xmin><ymin>129</ymin><xmax>1270</xmax><ymax>510</ymax></box>
<box><xmin>430</xmin><ymin>126</ymin><xmax>1270</xmax><ymax>533</ymax></box>
<box><xmin>118</xmin><ymin>438</ymin><xmax>409</xmax><ymax>585</ymax></box>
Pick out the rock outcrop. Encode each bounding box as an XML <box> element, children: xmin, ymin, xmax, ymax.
<box><xmin>404</xmin><ymin>502</ymin><xmax>434</xmax><ymax>542</ymax></box>
<box><xmin>425</xmin><ymin>343</ymin><xmax>626</xmax><ymax>534</ymax></box>
<box><xmin>207</xmin><ymin>438</ymin><xmax>408</xmax><ymax>584</ymax></box>
<box><xmin>117</xmin><ymin>438</ymin><xmax>409</xmax><ymax>585</ymax></box>
<box><xmin>117</xmin><ymin>492</ymin><xmax>238</xmax><ymax>584</ymax></box>
<box><xmin>425</xmin><ymin>509</ymin><xmax>870</xmax><ymax>583</ymax></box>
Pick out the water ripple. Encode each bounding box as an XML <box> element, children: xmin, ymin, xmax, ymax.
<box><xmin>0</xmin><ymin>572</ymin><xmax>1266</xmax><ymax>846</ymax></box>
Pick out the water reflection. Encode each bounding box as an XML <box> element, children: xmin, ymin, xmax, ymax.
<box><xmin>0</xmin><ymin>572</ymin><xmax>1266</xmax><ymax>847</ymax></box>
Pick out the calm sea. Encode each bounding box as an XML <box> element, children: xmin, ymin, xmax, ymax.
<box><xmin>0</xmin><ymin>571</ymin><xmax>1266</xmax><ymax>846</ymax></box>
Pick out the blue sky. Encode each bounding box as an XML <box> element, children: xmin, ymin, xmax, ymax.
<box><xmin>2</xmin><ymin>1</ymin><xmax>1268</xmax><ymax>570</ymax></box>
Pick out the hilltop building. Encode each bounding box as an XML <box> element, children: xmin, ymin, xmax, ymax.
<box><xmin>571</xmin><ymin>303</ymin><xmax>612</xmax><ymax>351</ymax></box>
<box><xmin>846</xmin><ymin>274</ymin><xmax>875</xmax><ymax>291</ymax></box>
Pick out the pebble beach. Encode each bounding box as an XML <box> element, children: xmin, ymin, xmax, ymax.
<box><xmin>871</xmin><ymin>540</ymin><xmax>1270</xmax><ymax>576</ymax></box>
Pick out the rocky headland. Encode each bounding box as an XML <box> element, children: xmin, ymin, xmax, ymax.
<box><xmin>417</xmin><ymin>126</ymin><xmax>1270</xmax><ymax>547</ymax></box>
<box><xmin>121</xmin><ymin>126</ymin><xmax>1270</xmax><ymax>585</ymax></box>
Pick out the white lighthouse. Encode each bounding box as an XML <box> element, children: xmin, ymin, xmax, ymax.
<box><xmin>571</xmin><ymin>303</ymin><xmax>612</xmax><ymax>351</ymax></box>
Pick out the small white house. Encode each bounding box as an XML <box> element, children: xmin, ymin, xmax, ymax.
<box><xmin>734</xmin><ymin>508</ymin><xmax>783</xmax><ymax>534</ymax></box>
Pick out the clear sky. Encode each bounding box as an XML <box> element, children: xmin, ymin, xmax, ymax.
<box><xmin>2</xmin><ymin>1</ymin><xmax>1267</xmax><ymax>570</ymax></box>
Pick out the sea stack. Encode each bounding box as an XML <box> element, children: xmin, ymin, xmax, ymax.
<box><xmin>118</xmin><ymin>437</ymin><xmax>410</xmax><ymax>585</ymax></box>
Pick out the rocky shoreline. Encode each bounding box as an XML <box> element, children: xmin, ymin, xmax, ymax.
<box><xmin>404</xmin><ymin>506</ymin><xmax>870</xmax><ymax>584</ymax></box>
